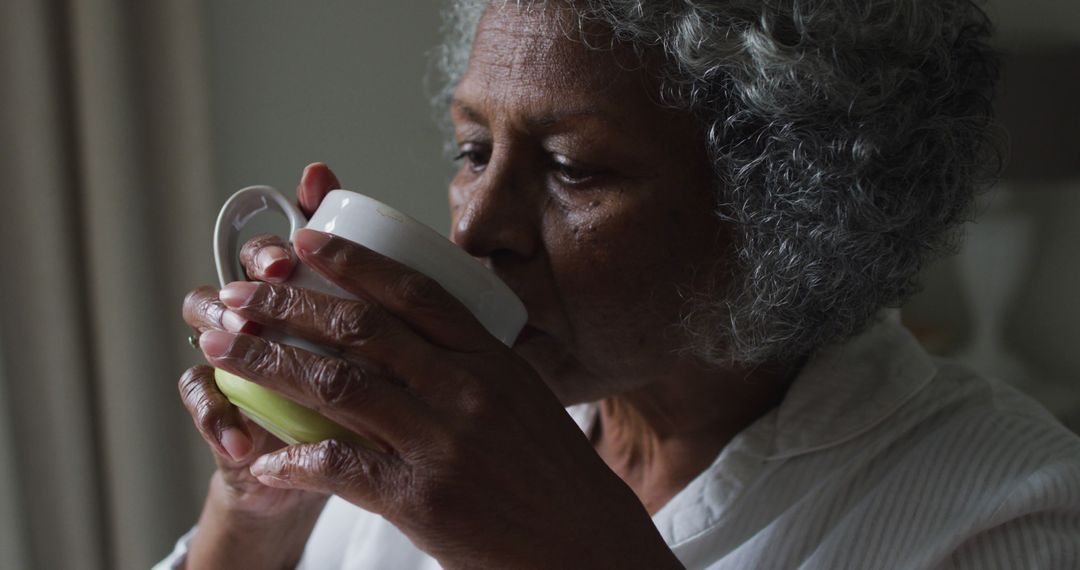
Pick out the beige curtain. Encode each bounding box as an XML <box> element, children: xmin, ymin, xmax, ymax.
<box><xmin>0</xmin><ymin>0</ymin><xmax>217</xmax><ymax>568</ymax></box>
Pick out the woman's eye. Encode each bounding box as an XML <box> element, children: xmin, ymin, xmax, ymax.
<box><xmin>453</xmin><ymin>144</ymin><xmax>490</xmax><ymax>173</ymax></box>
<box><xmin>551</xmin><ymin>155</ymin><xmax>597</xmax><ymax>186</ymax></box>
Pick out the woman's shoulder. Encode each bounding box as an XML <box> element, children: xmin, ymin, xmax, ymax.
<box><xmin>873</xmin><ymin>361</ymin><xmax>1080</xmax><ymax>567</ymax></box>
<box><xmin>672</xmin><ymin>341</ymin><xmax>1080</xmax><ymax>569</ymax></box>
<box><xmin>906</xmin><ymin>357</ymin><xmax>1080</xmax><ymax>470</ymax></box>
<box><xmin>776</xmin><ymin>313</ymin><xmax>1080</xmax><ymax>473</ymax></box>
<box><xmin>824</xmin><ymin>345</ymin><xmax>1080</xmax><ymax>511</ymax></box>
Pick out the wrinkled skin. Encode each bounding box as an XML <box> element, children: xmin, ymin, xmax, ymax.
<box><xmin>179</xmin><ymin>165</ymin><xmax>342</xmax><ymax>569</ymax></box>
<box><xmin>446</xmin><ymin>5</ymin><xmax>728</xmax><ymax>406</ymax></box>
<box><xmin>180</xmin><ymin>164</ymin><xmax>342</xmax><ymax>523</ymax></box>
<box><xmin>177</xmin><ymin>4</ymin><xmax>787</xmax><ymax>569</ymax></box>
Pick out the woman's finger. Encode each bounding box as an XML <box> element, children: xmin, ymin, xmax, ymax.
<box><xmin>292</xmin><ymin>229</ymin><xmax>498</xmax><ymax>353</ymax></box>
<box><xmin>239</xmin><ymin>234</ymin><xmax>297</xmax><ymax>284</ymax></box>
<box><xmin>183</xmin><ymin>286</ymin><xmax>225</xmax><ymax>331</ymax></box>
<box><xmin>199</xmin><ymin>330</ymin><xmax>430</xmax><ymax>449</ymax></box>
<box><xmin>182</xmin><ymin>286</ymin><xmax>260</xmax><ymax>335</ymax></box>
<box><xmin>297</xmin><ymin>162</ymin><xmax>341</xmax><ymax>217</ymax></box>
<box><xmin>249</xmin><ymin>439</ymin><xmax>405</xmax><ymax>515</ymax></box>
<box><xmin>217</xmin><ymin>280</ymin><xmax>438</xmax><ymax>379</ymax></box>
<box><xmin>178</xmin><ymin>365</ymin><xmax>254</xmax><ymax>462</ymax></box>
<box><xmin>232</xmin><ymin>162</ymin><xmax>341</xmax><ymax>283</ymax></box>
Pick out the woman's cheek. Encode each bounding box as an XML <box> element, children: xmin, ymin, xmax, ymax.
<box><xmin>557</xmin><ymin>212</ymin><xmax>675</xmax><ymax>354</ymax></box>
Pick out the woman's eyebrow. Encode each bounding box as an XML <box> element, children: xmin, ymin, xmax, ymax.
<box><xmin>452</xmin><ymin>98</ymin><xmax>608</xmax><ymax>130</ymax></box>
<box><xmin>525</xmin><ymin>108</ymin><xmax>607</xmax><ymax>130</ymax></box>
<box><xmin>452</xmin><ymin>99</ymin><xmax>488</xmax><ymax>124</ymax></box>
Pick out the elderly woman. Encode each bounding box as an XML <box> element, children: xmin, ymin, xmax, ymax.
<box><xmin>160</xmin><ymin>0</ymin><xmax>1080</xmax><ymax>568</ymax></box>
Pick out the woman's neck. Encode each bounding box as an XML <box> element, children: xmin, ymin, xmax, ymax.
<box><xmin>592</xmin><ymin>359</ymin><xmax>796</xmax><ymax>515</ymax></box>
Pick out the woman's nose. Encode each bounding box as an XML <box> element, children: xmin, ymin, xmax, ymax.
<box><xmin>450</xmin><ymin>160</ymin><xmax>539</xmax><ymax>263</ymax></box>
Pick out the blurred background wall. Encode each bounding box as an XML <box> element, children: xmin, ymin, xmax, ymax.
<box><xmin>902</xmin><ymin>0</ymin><xmax>1080</xmax><ymax>431</ymax></box>
<box><xmin>206</xmin><ymin>0</ymin><xmax>451</xmax><ymax>232</ymax></box>
<box><xmin>0</xmin><ymin>0</ymin><xmax>1077</xmax><ymax>568</ymax></box>
<box><xmin>0</xmin><ymin>2</ymin><xmax>447</xmax><ymax>568</ymax></box>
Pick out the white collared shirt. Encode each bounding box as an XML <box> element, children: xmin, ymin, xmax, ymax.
<box><xmin>156</xmin><ymin>314</ymin><xmax>1080</xmax><ymax>569</ymax></box>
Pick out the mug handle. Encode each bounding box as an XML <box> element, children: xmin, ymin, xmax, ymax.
<box><xmin>213</xmin><ymin>185</ymin><xmax>306</xmax><ymax>288</ymax></box>
<box><xmin>210</xmin><ymin>186</ymin><xmax>369</xmax><ymax>446</ymax></box>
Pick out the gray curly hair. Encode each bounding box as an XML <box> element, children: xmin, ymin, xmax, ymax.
<box><xmin>435</xmin><ymin>0</ymin><xmax>1002</xmax><ymax>367</ymax></box>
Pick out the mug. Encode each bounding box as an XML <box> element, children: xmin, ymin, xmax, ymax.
<box><xmin>212</xmin><ymin>185</ymin><xmax>527</xmax><ymax>445</ymax></box>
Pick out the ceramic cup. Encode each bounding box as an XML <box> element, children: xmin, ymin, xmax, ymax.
<box><xmin>212</xmin><ymin>185</ymin><xmax>527</xmax><ymax>444</ymax></box>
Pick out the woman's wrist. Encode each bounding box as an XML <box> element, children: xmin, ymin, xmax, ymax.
<box><xmin>186</xmin><ymin>471</ymin><xmax>327</xmax><ymax>570</ymax></box>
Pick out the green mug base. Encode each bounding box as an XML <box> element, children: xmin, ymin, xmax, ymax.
<box><xmin>214</xmin><ymin>369</ymin><xmax>369</xmax><ymax>446</ymax></box>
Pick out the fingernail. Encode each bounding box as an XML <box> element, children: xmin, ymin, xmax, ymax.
<box><xmin>220</xmin><ymin>428</ymin><xmax>251</xmax><ymax>461</ymax></box>
<box><xmin>302</xmin><ymin>161</ymin><xmax>324</xmax><ymax>179</ymax></box>
<box><xmin>250</xmin><ymin>454</ymin><xmax>277</xmax><ymax>477</ymax></box>
<box><xmin>200</xmin><ymin>330</ymin><xmax>237</xmax><ymax>358</ymax></box>
<box><xmin>220</xmin><ymin>281</ymin><xmax>259</xmax><ymax>308</ymax></box>
<box><xmin>220</xmin><ymin>310</ymin><xmax>252</xmax><ymax>333</ymax></box>
<box><xmin>256</xmin><ymin>246</ymin><xmax>291</xmax><ymax>276</ymax></box>
<box><xmin>293</xmin><ymin>229</ymin><xmax>333</xmax><ymax>256</ymax></box>
<box><xmin>302</xmin><ymin>162</ymin><xmax>331</xmax><ymax>186</ymax></box>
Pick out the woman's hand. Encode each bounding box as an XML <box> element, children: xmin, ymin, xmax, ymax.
<box><xmin>197</xmin><ymin>227</ymin><xmax>684</xmax><ymax>569</ymax></box>
<box><xmin>179</xmin><ymin>163</ymin><xmax>341</xmax><ymax>518</ymax></box>
<box><xmin>176</xmin><ymin>163</ymin><xmax>343</xmax><ymax>569</ymax></box>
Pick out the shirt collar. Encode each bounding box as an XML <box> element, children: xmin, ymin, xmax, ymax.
<box><xmin>767</xmin><ymin>309</ymin><xmax>937</xmax><ymax>460</ymax></box>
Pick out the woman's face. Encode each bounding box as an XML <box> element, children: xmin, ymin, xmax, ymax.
<box><xmin>449</xmin><ymin>3</ymin><xmax>728</xmax><ymax>404</ymax></box>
